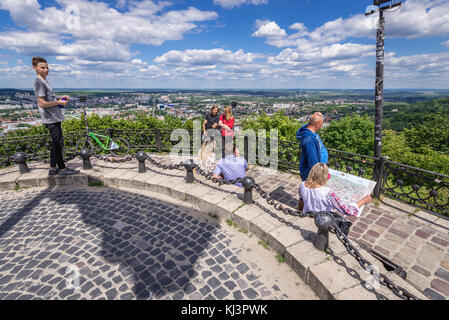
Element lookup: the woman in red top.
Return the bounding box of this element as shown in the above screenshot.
[219,106,235,157]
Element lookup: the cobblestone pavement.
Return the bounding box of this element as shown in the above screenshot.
[247,165,449,300]
[0,186,317,300]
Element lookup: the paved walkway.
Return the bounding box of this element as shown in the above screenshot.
[0,154,446,299]
[0,185,316,300]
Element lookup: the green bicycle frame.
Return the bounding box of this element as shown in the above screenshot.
[88,132,119,151]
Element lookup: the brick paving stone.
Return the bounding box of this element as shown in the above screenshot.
[385,233,405,246]
[373,246,390,257]
[199,285,211,296]
[389,228,408,239]
[407,219,422,228]
[237,263,249,275]
[441,260,449,271]
[243,288,258,299]
[362,233,377,244]
[416,252,439,271]
[415,230,430,239]
[367,230,380,238]
[351,226,364,234]
[431,279,449,296]
[411,265,431,277]
[184,283,196,294]
[348,232,361,239]
[206,277,220,290]
[213,286,229,299]
[405,271,427,293]
[435,268,449,283]
[424,288,446,300]
[376,218,393,228]
[422,244,445,260]
[172,292,184,300]
[393,252,413,267]
[233,290,244,300]
[431,237,449,248]
[421,226,439,235]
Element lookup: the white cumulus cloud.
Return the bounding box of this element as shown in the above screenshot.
[252,20,287,38]
[213,0,268,9]
[0,0,218,62]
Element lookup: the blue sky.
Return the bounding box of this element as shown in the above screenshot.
[0,0,449,89]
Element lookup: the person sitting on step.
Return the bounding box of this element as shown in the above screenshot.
[298,163,371,217]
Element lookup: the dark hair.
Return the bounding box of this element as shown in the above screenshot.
[210,105,219,113]
[32,57,47,67]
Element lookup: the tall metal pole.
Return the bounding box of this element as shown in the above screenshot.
[374,10,385,159]
[152,97,156,117]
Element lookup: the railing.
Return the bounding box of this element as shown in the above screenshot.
[0,128,447,218]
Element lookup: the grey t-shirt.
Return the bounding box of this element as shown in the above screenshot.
[33,77,65,124]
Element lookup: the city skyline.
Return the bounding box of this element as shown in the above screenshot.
[0,0,449,89]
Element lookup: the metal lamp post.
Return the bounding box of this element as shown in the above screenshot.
[365,0,403,179]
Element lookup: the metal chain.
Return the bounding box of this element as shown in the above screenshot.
[253,183,315,219]
[329,215,420,300]
[195,165,243,186]
[63,153,78,163]
[93,153,134,163]
[145,154,184,170]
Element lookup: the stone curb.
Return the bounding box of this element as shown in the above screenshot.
[0,160,428,300]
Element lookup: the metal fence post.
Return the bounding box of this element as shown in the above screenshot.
[184,159,195,183]
[313,211,333,251]
[79,148,93,170]
[13,152,30,174]
[241,176,255,204]
[108,128,115,139]
[374,156,387,198]
[244,135,249,163]
[135,151,147,173]
[155,129,162,153]
[255,135,259,165]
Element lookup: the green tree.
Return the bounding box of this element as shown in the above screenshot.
[241,111,303,141]
[382,129,449,175]
[403,111,449,156]
[321,115,374,156]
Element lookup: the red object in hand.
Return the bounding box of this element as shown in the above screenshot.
[328,174,331,180]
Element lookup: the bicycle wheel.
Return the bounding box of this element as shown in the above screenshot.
[76,139,94,154]
[110,137,130,157]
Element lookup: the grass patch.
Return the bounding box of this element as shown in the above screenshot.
[13,184,20,191]
[372,198,380,207]
[232,203,246,214]
[88,181,104,187]
[258,240,270,250]
[275,253,285,264]
[225,219,239,228]
[238,227,248,234]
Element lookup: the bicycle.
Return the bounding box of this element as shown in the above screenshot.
[76,96,130,157]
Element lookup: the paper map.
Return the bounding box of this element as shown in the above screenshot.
[327,169,377,215]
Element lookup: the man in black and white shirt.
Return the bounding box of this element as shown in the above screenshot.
[32,56,79,176]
